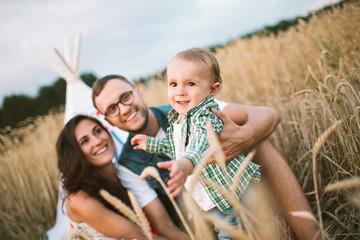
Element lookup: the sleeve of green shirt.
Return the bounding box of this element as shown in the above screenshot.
[146,136,171,153]
[182,108,223,166]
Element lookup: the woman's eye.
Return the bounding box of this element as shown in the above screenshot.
[80,139,88,146]
[94,128,102,135]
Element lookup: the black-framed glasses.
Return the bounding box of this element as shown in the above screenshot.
[104,89,134,117]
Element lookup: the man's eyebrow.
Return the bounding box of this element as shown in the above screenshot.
[105,96,120,111]
[105,91,129,109]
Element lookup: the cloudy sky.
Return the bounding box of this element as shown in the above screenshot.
[0,0,340,105]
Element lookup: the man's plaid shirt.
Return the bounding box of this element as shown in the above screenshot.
[146,96,261,211]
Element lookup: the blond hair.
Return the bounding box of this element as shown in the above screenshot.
[173,47,222,84]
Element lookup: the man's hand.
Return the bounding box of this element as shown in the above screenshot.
[131,134,148,151]
[157,158,194,198]
[211,107,254,161]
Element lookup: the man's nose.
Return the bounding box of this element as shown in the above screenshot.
[118,103,131,115]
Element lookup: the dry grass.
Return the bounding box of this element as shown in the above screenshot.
[0,110,63,239]
[0,1,359,239]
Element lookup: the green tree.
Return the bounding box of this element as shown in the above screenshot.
[35,78,66,115]
[0,95,37,127]
[81,72,97,87]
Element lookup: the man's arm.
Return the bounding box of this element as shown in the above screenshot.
[213,104,321,240]
[212,104,280,160]
[254,140,321,240]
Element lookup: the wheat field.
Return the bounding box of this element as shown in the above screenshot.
[0,1,359,239]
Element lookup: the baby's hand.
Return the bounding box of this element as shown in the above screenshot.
[131,134,148,151]
[157,158,194,198]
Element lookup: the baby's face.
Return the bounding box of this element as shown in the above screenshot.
[167,57,216,116]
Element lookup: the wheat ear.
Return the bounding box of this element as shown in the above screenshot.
[128,191,153,240]
[325,177,360,192]
[140,167,196,240]
[312,120,342,240]
[100,189,139,225]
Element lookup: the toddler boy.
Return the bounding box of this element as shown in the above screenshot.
[131,48,261,239]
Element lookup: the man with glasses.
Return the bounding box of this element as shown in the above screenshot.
[92,75,320,240]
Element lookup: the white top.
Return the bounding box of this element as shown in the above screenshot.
[171,99,227,211]
[174,123,215,211]
[115,163,157,208]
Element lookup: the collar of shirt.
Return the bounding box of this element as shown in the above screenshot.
[167,96,215,123]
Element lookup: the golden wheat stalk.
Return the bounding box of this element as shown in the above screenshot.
[128,191,153,240]
[290,89,316,98]
[203,213,248,240]
[206,122,226,169]
[351,196,360,209]
[335,79,360,104]
[187,122,228,194]
[99,189,139,225]
[307,64,319,81]
[200,178,257,238]
[140,167,196,240]
[185,123,256,237]
[182,191,215,240]
[190,124,257,238]
[312,120,342,240]
[325,178,360,192]
[231,149,256,192]
[333,80,349,103]
[187,150,212,193]
[290,211,318,222]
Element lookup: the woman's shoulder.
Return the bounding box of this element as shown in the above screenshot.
[66,190,97,222]
[67,190,92,204]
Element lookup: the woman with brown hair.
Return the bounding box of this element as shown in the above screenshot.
[57,114,189,240]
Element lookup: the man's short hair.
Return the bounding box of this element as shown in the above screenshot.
[92,75,134,108]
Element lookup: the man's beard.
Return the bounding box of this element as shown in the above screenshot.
[128,105,149,135]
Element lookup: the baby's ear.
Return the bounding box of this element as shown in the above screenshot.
[210,82,221,96]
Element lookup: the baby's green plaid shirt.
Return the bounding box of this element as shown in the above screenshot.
[147,96,261,211]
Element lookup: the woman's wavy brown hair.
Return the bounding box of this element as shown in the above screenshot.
[56,114,131,212]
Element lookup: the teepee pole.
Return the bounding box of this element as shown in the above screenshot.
[54,48,74,74]
[29,52,68,79]
[72,34,81,74]
[31,34,82,83]
[64,36,70,65]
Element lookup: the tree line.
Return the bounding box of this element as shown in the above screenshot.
[0,73,97,129]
